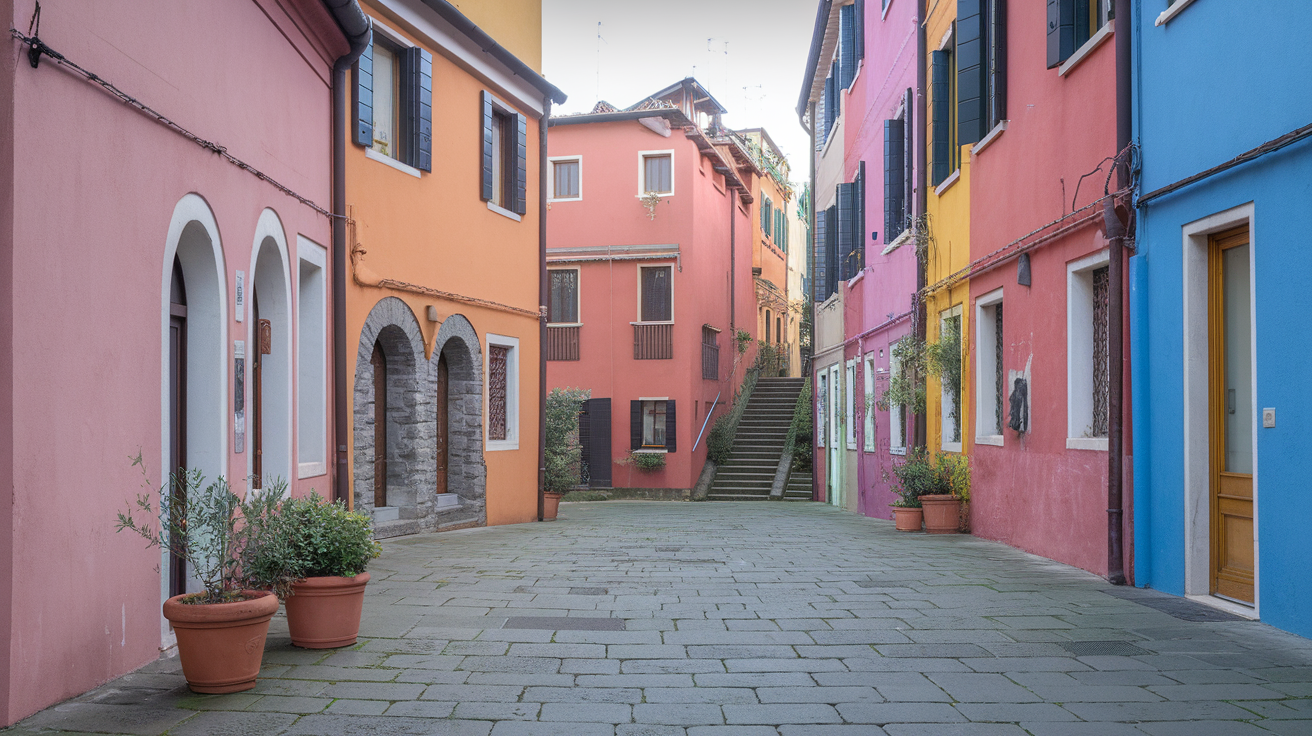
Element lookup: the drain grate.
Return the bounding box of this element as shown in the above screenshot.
[1101,588,1247,622]
[502,616,625,631]
[1059,640,1151,657]
[569,587,608,596]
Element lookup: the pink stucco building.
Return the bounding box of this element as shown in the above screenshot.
[545,80,757,494]
[0,0,357,723]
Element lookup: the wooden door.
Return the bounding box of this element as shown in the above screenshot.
[582,398,612,488]
[371,341,388,507]
[168,258,187,598]
[251,291,267,490]
[1210,226,1254,604]
[435,352,449,496]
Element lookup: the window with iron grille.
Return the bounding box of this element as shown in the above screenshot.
[548,269,579,324]
[1092,267,1110,437]
[488,345,509,441]
[1066,255,1110,446]
[994,303,1005,432]
[701,326,719,380]
[974,293,1005,439]
[639,266,673,322]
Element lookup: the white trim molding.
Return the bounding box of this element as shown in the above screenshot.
[485,332,521,451]
[974,286,1005,446]
[548,155,583,202]
[637,149,676,198]
[1059,20,1115,77]
[296,235,329,480]
[365,147,422,178]
[1066,247,1111,449]
[971,120,1008,156]
[1156,0,1198,27]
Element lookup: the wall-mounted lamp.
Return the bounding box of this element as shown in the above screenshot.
[426,306,442,323]
[1018,253,1032,287]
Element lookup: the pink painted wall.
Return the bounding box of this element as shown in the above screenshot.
[966,3,1129,577]
[845,0,921,519]
[547,119,755,490]
[0,0,343,723]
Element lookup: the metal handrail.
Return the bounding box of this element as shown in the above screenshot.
[693,390,722,452]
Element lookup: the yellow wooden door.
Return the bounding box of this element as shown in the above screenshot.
[1209,226,1254,604]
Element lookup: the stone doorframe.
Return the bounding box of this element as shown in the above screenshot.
[429,314,487,524]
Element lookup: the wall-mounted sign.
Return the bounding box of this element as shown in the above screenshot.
[234,340,245,453]
[235,270,245,322]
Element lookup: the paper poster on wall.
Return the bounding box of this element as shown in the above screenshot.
[234,340,245,453]
[235,271,245,323]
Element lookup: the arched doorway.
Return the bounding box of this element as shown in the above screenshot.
[168,257,187,599]
[430,314,486,524]
[248,211,292,490]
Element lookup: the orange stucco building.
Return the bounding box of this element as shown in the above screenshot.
[342,0,564,535]
[736,128,797,375]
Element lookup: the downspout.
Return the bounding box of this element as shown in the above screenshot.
[324,0,371,506]
[805,102,817,500]
[1107,0,1133,586]
[913,0,928,451]
[730,190,737,340]
[538,97,550,521]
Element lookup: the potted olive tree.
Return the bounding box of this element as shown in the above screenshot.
[919,451,970,534]
[890,448,934,532]
[115,456,299,693]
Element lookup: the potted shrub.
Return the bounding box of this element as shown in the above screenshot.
[920,451,970,534]
[279,493,381,649]
[115,457,297,693]
[890,447,935,532]
[544,388,590,521]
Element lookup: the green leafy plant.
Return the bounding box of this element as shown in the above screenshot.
[735,329,753,355]
[621,452,666,471]
[278,492,380,580]
[890,447,971,508]
[878,319,963,442]
[926,316,963,444]
[879,335,927,416]
[545,387,590,494]
[786,376,813,469]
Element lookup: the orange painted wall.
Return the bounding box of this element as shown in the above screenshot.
[445,0,542,72]
[346,7,543,526]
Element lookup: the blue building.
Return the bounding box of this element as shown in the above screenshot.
[1131,0,1312,637]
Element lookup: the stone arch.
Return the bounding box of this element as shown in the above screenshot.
[429,314,487,528]
[352,297,428,525]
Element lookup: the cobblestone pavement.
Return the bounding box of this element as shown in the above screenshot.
[10,502,1312,736]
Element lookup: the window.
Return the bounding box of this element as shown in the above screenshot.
[353,33,433,171]
[550,157,581,201]
[889,351,906,455]
[863,353,876,452]
[1066,251,1110,449]
[641,152,673,195]
[297,238,328,478]
[638,265,673,322]
[762,197,773,238]
[930,41,959,186]
[764,310,772,343]
[486,334,520,450]
[939,307,963,451]
[548,269,579,324]
[846,359,857,450]
[701,326,720,380]
[885,117,906,242]
[817,372,827,448]
[958,0,1007,146]
[481,92,527,215]
[1048,0,1111,68]
[776,316,782,345]
[630,399,677,452]
[975,289,1005,443]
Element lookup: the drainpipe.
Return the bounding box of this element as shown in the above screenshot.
[1106,0,1133,586]
[538,97,550,521]
[323,0,371,506]
[913,0,928,451]
[730,190,737,340]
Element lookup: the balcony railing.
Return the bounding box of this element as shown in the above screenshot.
[546,325,580,361]
[633,322,673,360]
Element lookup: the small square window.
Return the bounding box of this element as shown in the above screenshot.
[643,153,672,194]
[552,159,580,200]
[548,269,579,324]
[641,400,667,447]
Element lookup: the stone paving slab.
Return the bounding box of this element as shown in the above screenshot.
[6,501,1312,735]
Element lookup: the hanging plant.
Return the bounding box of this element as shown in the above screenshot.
[641,192,663,220]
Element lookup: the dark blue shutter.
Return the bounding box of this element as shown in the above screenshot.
[583,398,612,488]
[904,88,915,221]
[399,48,433,170]
[931,50,950,186]
[813,203,828,301]
[664,400,676,452]
[884,119,905,243]
[352,41,374,148]
[1046,0,1075,68]
[855,0,865,62]
[857,161,866,272]
[837,183,854,281]
[824,72,836,136]
[631,401,642,451]
[957,0,986,145]
[825,206,839,297]
[816,94,827,151]
[417,49,433,171]
[840,5,856,90]
[515,114,528,214]
[480,91,494,201]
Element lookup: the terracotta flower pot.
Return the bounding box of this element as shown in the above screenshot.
[920,494,963,534]
[162,590,278,693]
[542,491,564,521]
[285,573,371,649]
[892,506,923,532]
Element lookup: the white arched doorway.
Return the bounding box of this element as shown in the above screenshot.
[159,193,229,637]
[247,209,293,491]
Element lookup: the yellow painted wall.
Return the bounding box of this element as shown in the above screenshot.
[347,7,543,526]
[446,0,542,72]
[925,0,971,456]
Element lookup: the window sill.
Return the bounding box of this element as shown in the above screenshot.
[889,446,906,456]
[549,196,582,204]
[1067,437,1108,451]
[882,228,913,255]
[881,0,893,20]
[942,441,962,453]
[630,320,674,326]
[1155,0,1197,26]
[487,201,522,222]
[298,461,328,479]
[975,435,1004,447]
[934,169,960,197]
[635,192,674,199]
[1059,20,1114,77]
[634,448,668,455]
[847,270,865,287]
[365,148,422,179]
[549,322,583,328]
[846,442,857,451]
[487,438,521,452]
[971,120,1008,156]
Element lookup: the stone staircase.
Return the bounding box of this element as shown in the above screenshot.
[707,377,812,501]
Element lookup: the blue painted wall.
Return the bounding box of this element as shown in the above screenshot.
[1132,0,1312,639]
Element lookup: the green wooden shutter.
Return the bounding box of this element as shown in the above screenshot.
[884,120,905,243]
[515,113,528,214]
[416,49,433,171]
[931,50,950,186]
[352,40,374,148]
[840,5,856,90]
[399,48,433,171]
[836,182,855,281]
[480,91,494,201]
[813,202,828,301]
[1047,0,1075,68]
[957,0,986,146]
[855,0,865,62]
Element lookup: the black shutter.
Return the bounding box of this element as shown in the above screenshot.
[399,48,433,170]
[991,0,1008,125]
[857,161,866,272]
[584,398,612,488]
[664,400,677,453]
[417,49,433,171]
[824,73,835,136]
[931,50,950,186]
[515,114,528,214]
[825,205,838,298]
[884,119,905,243]
[904,88,914,225]
[957,0,986,146]
[352,40,374,148]
[855,0,865,63]
[630,400,642,451]
[1046,0,1075,69]
[480,91,494,201]
[840,4,856,90]
[836,183,854,281]
[813,202,828,301]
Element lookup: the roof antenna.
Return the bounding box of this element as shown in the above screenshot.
[595,21,606,104]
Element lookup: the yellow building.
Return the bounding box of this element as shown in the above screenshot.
[924,0,971,455]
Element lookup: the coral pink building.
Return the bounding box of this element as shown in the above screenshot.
[546,79,757,494]
[0,0,360,724]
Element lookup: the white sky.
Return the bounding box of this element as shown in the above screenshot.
[542,0,818,183]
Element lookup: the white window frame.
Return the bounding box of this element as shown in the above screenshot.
[975,287,1005,447]
[637,149,676,198]
[889,351,906,455]
[548,155,582,202]
[863,352,876,452]
[817,371,828,448]
[546,267,581,326]
[635,262,675,325]
[940,305,963,453]
[485,333,520,451]
[363,21,417,168]
[637,397,671,452]
[830,364,842,448]
[1066,249,1110,451]
[296,236,329,478]
[845,359,857,450]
